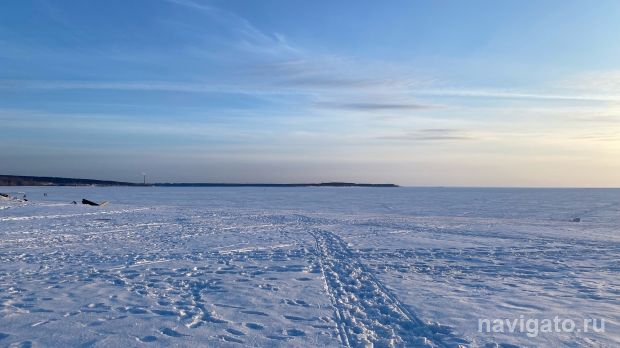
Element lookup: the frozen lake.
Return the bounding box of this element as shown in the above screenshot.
[1,187,619,347]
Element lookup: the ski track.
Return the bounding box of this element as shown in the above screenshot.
[312,229,463,348]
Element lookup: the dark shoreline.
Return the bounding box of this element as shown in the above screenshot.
[0,175,398,188]
[154,183,398,188]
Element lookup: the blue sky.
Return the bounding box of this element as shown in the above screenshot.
[1,0,620,186]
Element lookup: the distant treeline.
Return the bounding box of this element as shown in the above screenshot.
[154,182,398,188]
[0,175,140,187]
[0,175,398,188]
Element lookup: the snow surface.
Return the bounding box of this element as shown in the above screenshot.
[0,187,618,347]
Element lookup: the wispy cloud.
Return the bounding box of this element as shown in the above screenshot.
[6,79,620,105]
[165,0,210,11]
[0,80,218,92]
[377,128,477,142]
[571,115,620,124]
[248,58,423,91]
[162,0,428,102]
[574,131,620,142]
[557,71,620,95]
[316,101,430,111]
[0,79,417,103]
[0,108,222,136]
[165,0,299,55]
[6,0,620,118]
[418,89,620,102]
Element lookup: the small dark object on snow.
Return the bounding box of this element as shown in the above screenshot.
[71,201,77,204]
[81,199,109,206]
[571,217,581,223]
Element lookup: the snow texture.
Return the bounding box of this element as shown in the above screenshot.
[0,187,618,347]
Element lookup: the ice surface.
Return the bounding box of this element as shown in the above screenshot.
[0,187,618,347]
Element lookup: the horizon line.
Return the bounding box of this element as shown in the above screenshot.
[1,174,620,190]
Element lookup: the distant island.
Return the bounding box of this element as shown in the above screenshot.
[0,175,398,188]
[154,182,398,187]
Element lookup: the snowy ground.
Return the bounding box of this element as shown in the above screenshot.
[0,187,618,347]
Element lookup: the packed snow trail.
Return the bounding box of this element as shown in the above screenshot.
[312,230,461,348]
